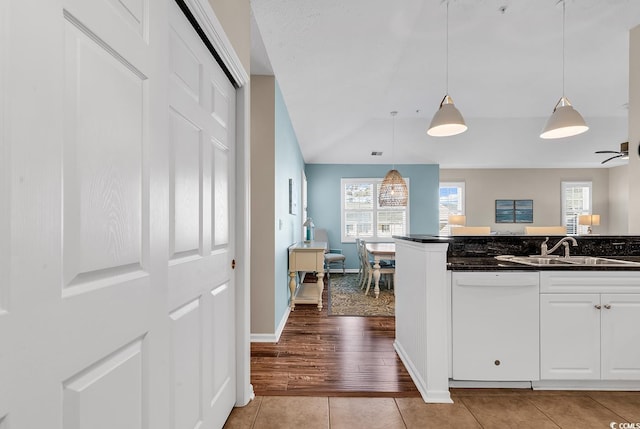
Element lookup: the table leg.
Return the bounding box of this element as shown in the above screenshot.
[373,258,381,299]
[316,271,324,310]
[289,270,296,311]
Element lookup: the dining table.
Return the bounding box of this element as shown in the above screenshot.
[365,242,396,298]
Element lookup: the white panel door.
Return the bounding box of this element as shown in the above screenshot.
[0,0,237,428]
[601,294,640,380]
[540,294,601,380]
[168,3,236,428]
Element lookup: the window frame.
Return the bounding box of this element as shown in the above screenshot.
[439,181,466,236]
[561,181,592,235]
[340,177,410,243]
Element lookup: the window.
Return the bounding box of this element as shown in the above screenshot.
[341,178,409,242]
[562,181,592,235]
[439,182,465,235]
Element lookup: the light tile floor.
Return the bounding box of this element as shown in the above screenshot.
[223,391,640,429]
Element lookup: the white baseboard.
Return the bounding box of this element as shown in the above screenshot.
[394,339,453,404]
[449,380,533,389]
[250,307,290,343]
[532,380,640,391]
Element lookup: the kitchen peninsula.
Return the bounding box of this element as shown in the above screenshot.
[394,234,640,404]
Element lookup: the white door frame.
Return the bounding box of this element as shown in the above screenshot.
[180,0,252,406]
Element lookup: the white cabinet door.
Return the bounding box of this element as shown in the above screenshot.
[452,272,539,381]
[601,294,640,380]
[540,294,601,379]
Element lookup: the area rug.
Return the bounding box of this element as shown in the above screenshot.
[326,273,395,317]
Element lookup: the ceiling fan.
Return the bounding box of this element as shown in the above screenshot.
[595,141,629,164]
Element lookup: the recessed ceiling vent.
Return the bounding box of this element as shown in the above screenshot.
[371,151,383,156]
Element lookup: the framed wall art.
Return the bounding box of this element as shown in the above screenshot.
[289,178,298,215]
[495,199,533,223]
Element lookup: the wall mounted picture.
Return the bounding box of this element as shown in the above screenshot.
[289,178,298,215]
[495,199,533,223]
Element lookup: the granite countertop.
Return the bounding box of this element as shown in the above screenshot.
[448,256,640,271]
[393,235,453,244]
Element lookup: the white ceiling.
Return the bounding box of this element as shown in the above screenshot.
[250,0,640,169]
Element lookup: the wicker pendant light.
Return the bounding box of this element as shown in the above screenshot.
[379,111,408,207]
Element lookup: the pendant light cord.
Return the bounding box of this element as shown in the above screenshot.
[446,0,449,95]
[562,0,565,97]
[391,111,397,170]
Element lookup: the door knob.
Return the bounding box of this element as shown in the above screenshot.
[604,304,611,309]
[594,304,602,310]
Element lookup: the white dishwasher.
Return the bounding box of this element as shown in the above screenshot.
[452,271,540,381]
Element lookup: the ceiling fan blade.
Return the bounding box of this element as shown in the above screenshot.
[595,150,620,154]
[601,154,623,164]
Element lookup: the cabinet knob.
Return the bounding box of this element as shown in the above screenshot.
[594,304,602,310]
[494,360,501,366]
[604,304,611,310]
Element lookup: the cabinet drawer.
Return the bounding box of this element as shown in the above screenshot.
[540,271,640,294]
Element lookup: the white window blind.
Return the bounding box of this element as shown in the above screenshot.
[439,182,465,235]
[561,181,592,234]
[341,178,409,242]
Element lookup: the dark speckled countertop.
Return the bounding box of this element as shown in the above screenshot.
[447,256,640,271]
[394,235,640,270]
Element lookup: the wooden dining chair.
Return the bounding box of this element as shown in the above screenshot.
[358,239,394,296]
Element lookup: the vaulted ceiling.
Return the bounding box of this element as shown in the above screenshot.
[250,0,640,168]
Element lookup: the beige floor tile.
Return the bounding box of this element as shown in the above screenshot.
[529,395,627,429]
[223,396,263,429]
[329,397,405,429]
[588,392,640,422]
[461,396,560,429]
[252,396,329,429]
[395,397,481,429]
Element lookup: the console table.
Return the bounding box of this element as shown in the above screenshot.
[288,241,326,311]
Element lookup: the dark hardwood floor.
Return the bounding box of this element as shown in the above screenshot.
[250,281,420,397]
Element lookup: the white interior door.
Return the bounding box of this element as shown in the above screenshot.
[0,0,237,427]
[167,2,236,427]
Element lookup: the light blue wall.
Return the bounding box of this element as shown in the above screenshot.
[274,82,305,327]
[305,164,440,270]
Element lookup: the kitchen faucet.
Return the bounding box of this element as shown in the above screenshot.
[541,236,578,257]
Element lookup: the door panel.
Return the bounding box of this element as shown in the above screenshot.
[601,294,640,379]
[63,338,144,429]
[540,294,601,379]
[170,299,203,429]
[169,108,201,257]
[63,13,145,288]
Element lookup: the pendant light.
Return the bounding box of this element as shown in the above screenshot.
[379,111,408,207]
[428,0,467,137]
[540,0,588,139]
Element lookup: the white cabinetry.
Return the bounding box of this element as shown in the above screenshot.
[452,272,539,381]
[540,293,601,379]
[540,272,640,381]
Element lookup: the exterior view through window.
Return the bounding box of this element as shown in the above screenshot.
[341,178,409,242]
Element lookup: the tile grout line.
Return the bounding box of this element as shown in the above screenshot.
[250,397,264,429]
[524,396,565,429]
[456,396,486,429]
[584,392,629,424]
[392,398,409,428]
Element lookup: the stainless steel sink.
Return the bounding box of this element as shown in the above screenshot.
[495,255,640,267]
